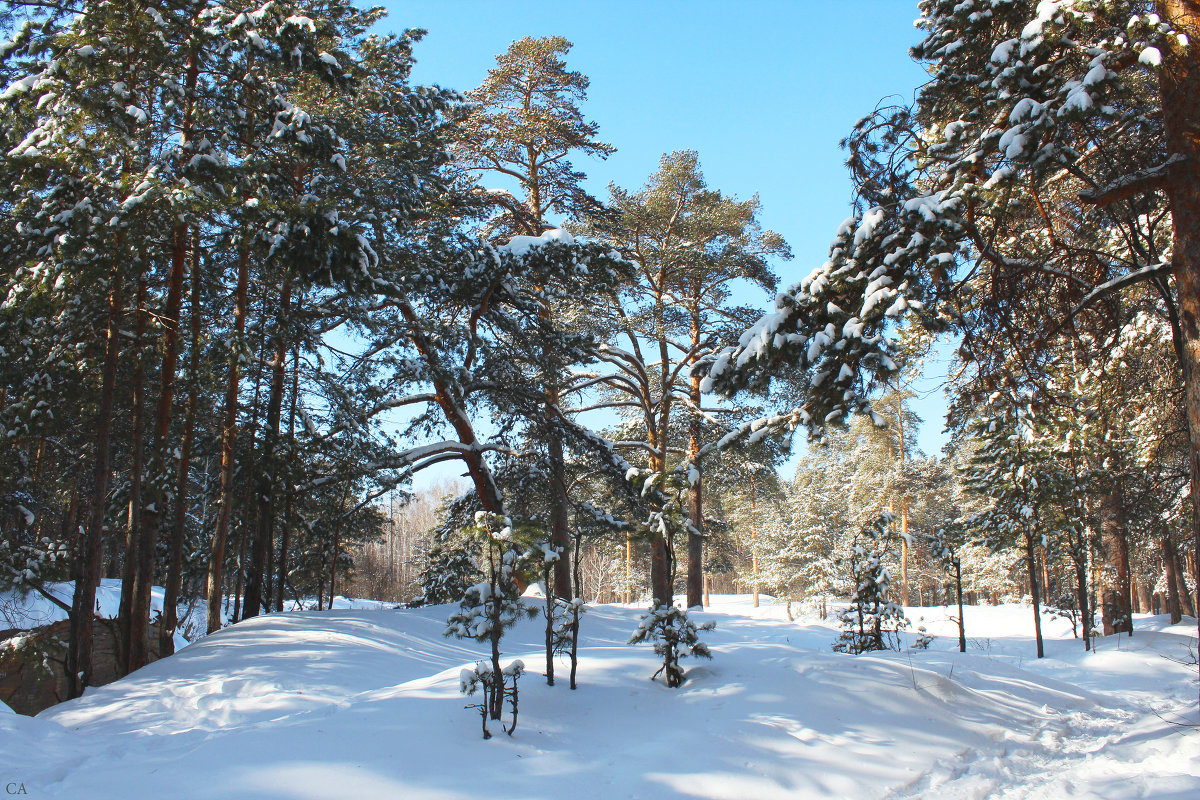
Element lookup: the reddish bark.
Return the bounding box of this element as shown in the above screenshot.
[206,248,251,634]
[67,265,124,698]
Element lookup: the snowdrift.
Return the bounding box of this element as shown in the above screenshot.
[2,596,1196,799]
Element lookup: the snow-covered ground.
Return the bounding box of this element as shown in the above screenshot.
[2,594,1197,799]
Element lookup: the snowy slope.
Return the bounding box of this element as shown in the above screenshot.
[3,596,1197,799]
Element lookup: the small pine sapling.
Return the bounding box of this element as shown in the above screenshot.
[552,596,587,689]
[538,540,561,686]
[629,603,715,688]
[460,658,526,739]
[929,525,968,653]
[911,623,934,650]
[446,513,538,725]
[834,514,909,654]
[622,467,716,686]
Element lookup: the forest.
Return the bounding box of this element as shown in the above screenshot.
[0,1,1198,794]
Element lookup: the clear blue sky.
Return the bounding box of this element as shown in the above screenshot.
[374,1,951,466]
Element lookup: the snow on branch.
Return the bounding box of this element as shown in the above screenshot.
[1078,155,1187,207]
[1055,261,1174,334]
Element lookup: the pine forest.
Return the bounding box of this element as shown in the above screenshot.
[0,2,1198,798]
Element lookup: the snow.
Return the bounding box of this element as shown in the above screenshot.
[1,595,1196,798]
[498,228,575,256]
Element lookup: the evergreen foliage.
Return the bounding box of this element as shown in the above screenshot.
[834,515,910,655]
[628,603,714,688]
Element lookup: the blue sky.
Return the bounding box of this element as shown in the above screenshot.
[374,1,952,467]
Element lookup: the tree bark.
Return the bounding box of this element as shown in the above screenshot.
[1025,531,1045,658]
[1073,539,1092,651]
[1100,484,1133,635]
[685,366,705,609]
[138,47,199,664]
[276,345,300,612]
[954,558,966,653]
[67,265,124,698]
[546,390,572,601]
[244,277,292,619]
[1163,536,1183,623]
[1158,0,1200,703]
[118,275,147,674]
[206,248,251,634]
[1174,548,1197,618]
[161,234,202,655]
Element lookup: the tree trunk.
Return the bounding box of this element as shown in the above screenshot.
[900,502,910,606]
[1074,540,1092,651]
[1025,531,1045,658]
[139,47,198,664]
[1136,580,1152,615]
[276,345,300,612]
[1163,536,1183,624]
[685,373,704,609]
[244,277,292,619]
[546,391,573,601]
[67,265,124,698]
[1158,0,1200,703]
[1100,485,1133,635]
[1174,548,1197,618]
[161,234,202,655]
[954,558,966,653]
[118,275,147,675]
[206,248,251,634]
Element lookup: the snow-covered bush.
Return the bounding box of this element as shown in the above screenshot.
[629,603,715,688]
[412,535,482,607]
[834,515,909,654]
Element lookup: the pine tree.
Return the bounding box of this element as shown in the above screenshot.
[578,150,788,607]
[834,514,910,654]
[452,35,616,605]
[445,512,538,727]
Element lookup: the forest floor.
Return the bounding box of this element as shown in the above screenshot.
[2,593,1198,799]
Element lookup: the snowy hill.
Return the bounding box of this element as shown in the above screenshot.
[3,597,1197,799]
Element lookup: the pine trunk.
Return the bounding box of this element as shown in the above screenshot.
[954,559,966,653]
[118,276,147,674]
[1158,0,1200,704]
[1025,532,1045,658]
[1163,537,1183,623]
[67,265,124,698]
[685,375,704,610]
[1174,548,1197,618]
[161,235,202,655]
[1074,543,1092,651]
[546,390,573,601]
[206,248,251,634]
[1100,484,1134,635]
[244,278,292,619]
[276,345,300,612]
